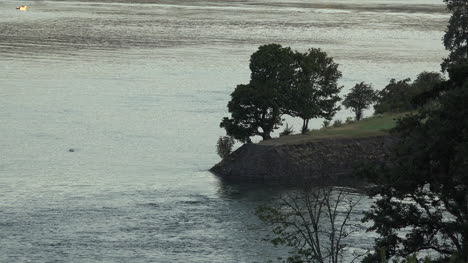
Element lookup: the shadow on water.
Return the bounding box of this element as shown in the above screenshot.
[214,174,370,201]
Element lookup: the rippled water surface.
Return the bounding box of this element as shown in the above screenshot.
[0,0,447,262]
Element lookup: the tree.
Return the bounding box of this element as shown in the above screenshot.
[257,187,363,263]
[220,83,282,143]
[359,1,468,260]
[250,44,297,90]
[442,0,468,71]
[216,136,235,159]
[360,72,468,263]
[410,72,445,107]
[373,78,413,114]
[411,72,445,94]
[286,49,342,133]
[411,71,446,108]
[220,44,342,139]
[220,44,295,142]
[342,82,377,121]
[374,73,445,114]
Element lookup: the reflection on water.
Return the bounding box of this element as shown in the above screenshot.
[0,0,446,262]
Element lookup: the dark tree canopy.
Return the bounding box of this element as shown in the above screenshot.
[442,0,468,71]
[220,44,295,142]
[410,71,446,108]
[250,43,297,88]
[374,73,445,113]
[286,48,342,133]
[220,83,282,143]
[361,2,468,259]
[361,72,468,263]
[221,44,342,141]
[373,78,413,114]
[342,82,377,121]
[412,72,445,94]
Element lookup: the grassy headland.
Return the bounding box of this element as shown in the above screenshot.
[261,112,409,145]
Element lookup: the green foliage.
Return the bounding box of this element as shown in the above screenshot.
[250,44,297,87]
[373,78,413,114]
[410,72,445,107]
[322,120,331,128]
[332,119,342,127]
[343,82,378,121]
[442,0,468,71]
[220,44,294,142]
[221,44,342,141]
[216,136,235,159]
[363,2,468,255]
[411,72,445,95]
[374,72,445,114]
[361,71,468,263]
[220,83,282,143]
[285,48,342,134]
[375,249,465,263]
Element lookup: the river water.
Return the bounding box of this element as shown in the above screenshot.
[0,0,447,262]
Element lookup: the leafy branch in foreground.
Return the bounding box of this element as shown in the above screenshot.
[359,68,468,263]
[442,0,468,71]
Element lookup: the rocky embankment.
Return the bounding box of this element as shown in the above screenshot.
[210,135,396,180]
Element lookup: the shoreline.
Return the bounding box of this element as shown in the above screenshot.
[210,134,396,181]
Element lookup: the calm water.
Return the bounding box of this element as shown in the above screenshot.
[0,0,447,262]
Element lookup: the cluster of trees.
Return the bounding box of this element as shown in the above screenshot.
[373,72,445,114]
[256,0,468,262]
[360,3,468,260]
[219,49,445,146]
[258,67,467,262]
[219,0,468,146]
[220,44,342,143]
[360,64,468,262]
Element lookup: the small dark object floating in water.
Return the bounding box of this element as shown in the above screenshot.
[68,149,75,152]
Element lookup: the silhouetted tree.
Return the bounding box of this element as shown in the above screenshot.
[342,82,377,121]
[442,0,468,71]
[361,2,468,258]
[360,69,468,263]
[286,49,342,133]
[220,44,295,142]
[410,71,446,108]
[220,83,282,142]
[374,78,413,114]
[411,72,445,94]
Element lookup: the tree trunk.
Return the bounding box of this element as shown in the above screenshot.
[302,118,309,134]
[355,109,363,121]
[259,109,272,140]
[262,131,272,140]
